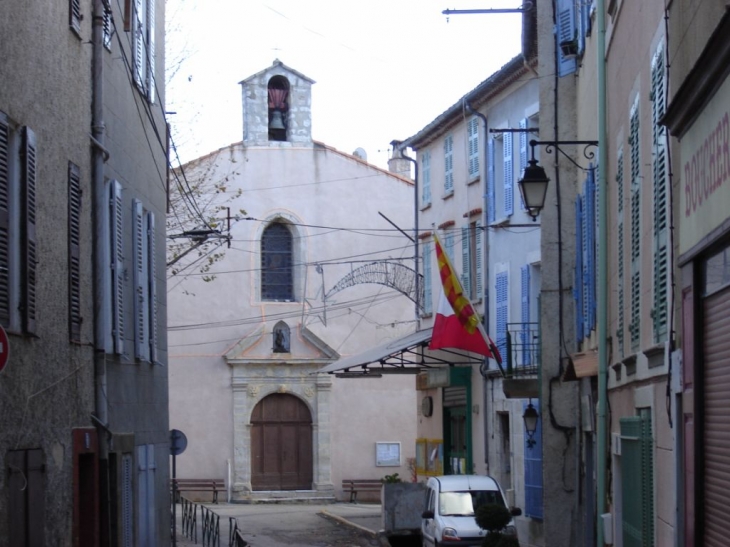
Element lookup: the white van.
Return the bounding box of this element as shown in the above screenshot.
[421,475,521,546]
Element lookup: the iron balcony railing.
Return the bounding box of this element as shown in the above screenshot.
[504,322,540,378]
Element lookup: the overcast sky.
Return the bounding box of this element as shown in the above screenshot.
[165,0,523,169]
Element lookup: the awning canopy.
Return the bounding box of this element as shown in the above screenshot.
[316,328,486,377]
[563,351,599,381]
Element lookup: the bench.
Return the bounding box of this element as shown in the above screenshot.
[341,479,382,503]
[171,478,225,504]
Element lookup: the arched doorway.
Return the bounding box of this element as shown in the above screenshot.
[250,393,313,490]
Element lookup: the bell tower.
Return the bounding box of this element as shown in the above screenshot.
[239,59,315,147]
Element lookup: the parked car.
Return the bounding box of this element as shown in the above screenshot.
[421,475,521,546]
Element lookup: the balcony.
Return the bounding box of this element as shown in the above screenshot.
[502,322,540,398]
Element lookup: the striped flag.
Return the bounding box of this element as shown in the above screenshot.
[429,233,501,363]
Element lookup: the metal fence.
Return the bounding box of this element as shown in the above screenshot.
[505,322,540,377]
[175,497,247,547]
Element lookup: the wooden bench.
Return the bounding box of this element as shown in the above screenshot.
[341,479,382,503]
[172,478,225,504]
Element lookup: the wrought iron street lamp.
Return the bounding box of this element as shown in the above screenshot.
[523,402,539,449]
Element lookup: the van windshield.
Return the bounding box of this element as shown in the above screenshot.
[438,490,505,516]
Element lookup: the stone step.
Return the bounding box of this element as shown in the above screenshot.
[233,490,337,505]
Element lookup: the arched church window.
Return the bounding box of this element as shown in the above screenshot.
[268,76,289,142]
[261,222,293,301]
[272,321,291,353]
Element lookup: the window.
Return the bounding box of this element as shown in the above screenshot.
[422,242,433,315]
[133,200,158,362]
[556,0,578,76]
[487,138,496,223]
[444,135,454,195]
[421,151,432,207]
[7,449,46,545]
[651,44,668,343]
[68,163,82,343]
[109,180,125,355]
[495,271,508,356]
[132,0,156,102]
[503,132,514,216]
[467,117,479,179]
[628,100,641,350]
[0,112,37,335]
[137,444,157,547]
[70,0,82,35]
[461,222,482,301]
[261,222,294,301]
[616,149,625,357]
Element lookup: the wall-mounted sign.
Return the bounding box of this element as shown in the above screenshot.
[375,442,401,467]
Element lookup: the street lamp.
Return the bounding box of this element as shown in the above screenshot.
[517,139,599,220]
[523,402,539,449]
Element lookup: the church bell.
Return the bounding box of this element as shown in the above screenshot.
[270,110,286,130]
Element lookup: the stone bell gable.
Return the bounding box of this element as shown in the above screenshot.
[239,59,316,147]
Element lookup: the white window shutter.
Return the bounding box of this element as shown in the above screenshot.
[133,0,146,89]
[461,227,471,299]
[468,117,479,178]
[475,222,483,299]
[147,212,158,364]
[137,445,149,547]
[133,200,149,361]
[519,118,528,210]
[110,180,124,355]
[422,243,432,315]
[146,0,155,103]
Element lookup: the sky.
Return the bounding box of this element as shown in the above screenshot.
[165,0,524,169]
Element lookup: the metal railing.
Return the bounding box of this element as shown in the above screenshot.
[505,322,540,377]
[176,497,247,547]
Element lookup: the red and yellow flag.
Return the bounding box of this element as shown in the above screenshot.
[433,233,480,334]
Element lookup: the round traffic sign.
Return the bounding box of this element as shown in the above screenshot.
[170,429,188,456]
[0,324,8,373]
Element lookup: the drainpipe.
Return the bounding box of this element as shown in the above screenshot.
[596,0,608,545]
[465,101,491,473]
[92,0,111,542]
[396,144,419,327]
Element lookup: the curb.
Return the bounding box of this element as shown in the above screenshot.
[318,509,381,538]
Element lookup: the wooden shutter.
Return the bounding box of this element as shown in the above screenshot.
[503,132,514,216]
[422,243,432,315]
[523,401,543,518]
[651,45,668,342]
[557,0,577,77]
[496,272,508,356]
[475,221,483,299]
[133,0,146,89]
[22,127,37,335]
[629,103,641,350]
[620,413,654,546]
[147,212,158,363]
[584,169,596,334]
[68,163,82,342]
[461,226,471,299]
[110,180,124,355]
[519,118,528,210]
[468,117,479,178]
[521,265,531,366]
[574,196,584,341]
[8,449,46,546]
[617,150,625,357]
[133,200,149,361]
[70,0,82,33]
[146,0,155,102]
[487,139,495,223]
[122,453,134,547]
[421,151,431,206]
[137,444,156,547]
[444,135,454,193]
[0,112,10,326]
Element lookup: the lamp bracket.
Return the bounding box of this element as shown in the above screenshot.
[529,139,599,171]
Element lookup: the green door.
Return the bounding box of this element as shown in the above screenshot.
[443,368,472,474]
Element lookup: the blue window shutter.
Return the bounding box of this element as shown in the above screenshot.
[496,272,508,357]
[475,222,483,299]
[521,265,531,366]
[137,445,149,546]
[582,184,590,337]
[445,231,455,263]
[423,243,432,315]
[584,169,595,333]
[504,132,514,216]
[574,197,584,341]
[461,227,471,299]
[519,119,528,211]
[557,0,577,77]
[133,200,149,362]
[488,139,496,223]
[147,212,158,364]
[524,400,543,519]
